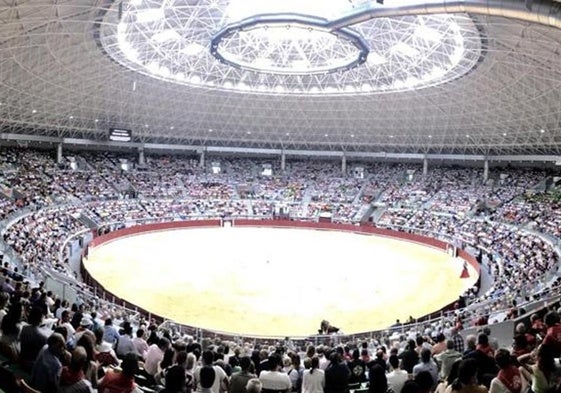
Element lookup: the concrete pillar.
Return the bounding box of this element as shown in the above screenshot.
[342,155,347,175]
[138,147,145,166]
[423,157,428,176]
[199,149,205,168]
[281,151,286,171]
[484,159,489,181]
[57,143,63,164]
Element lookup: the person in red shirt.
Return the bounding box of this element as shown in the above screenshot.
[98,352,139,393]
[542,311,561,357]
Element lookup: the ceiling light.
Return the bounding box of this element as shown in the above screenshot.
[367,52,386,65]
[414,25,442,43]
[540,129,545,133]
[152,29,180,43]
[182,43,205,56]
[32,109,37,114]
[392,42,420,58]
[135,8,165,23]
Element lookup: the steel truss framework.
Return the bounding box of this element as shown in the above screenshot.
[0,0,561,155]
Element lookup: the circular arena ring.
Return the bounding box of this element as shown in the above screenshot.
[81,219,479,338]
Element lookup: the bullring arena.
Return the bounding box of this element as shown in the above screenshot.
[83,221,479,337]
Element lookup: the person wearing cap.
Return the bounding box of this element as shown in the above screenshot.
[74,315,93,343]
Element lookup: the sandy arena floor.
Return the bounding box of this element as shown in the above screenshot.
[83,226,478,337]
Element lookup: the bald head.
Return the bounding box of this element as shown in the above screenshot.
[70,346,88,371]
[48,332,66,355]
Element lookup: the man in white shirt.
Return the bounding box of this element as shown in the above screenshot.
[144,337,170,377]
[386,355,408,393]
[132,328,149,360]
[116,324,136,358]
[259,353,291,393]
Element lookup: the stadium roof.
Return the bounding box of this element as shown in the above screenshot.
[1,0,561,155]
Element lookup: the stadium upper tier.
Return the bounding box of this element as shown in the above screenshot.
[0,147,560,338]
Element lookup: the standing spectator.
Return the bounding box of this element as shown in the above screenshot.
[302,357,324,393]
[230,356,257,393]
[259,353,291,393]
[387,355,408,393]
[435,340,462,381]
[194,350,230,393]
[324,351,350,393]
[347,349,367,385]
[369,364,390,393]
[412,349,438,389]
[450,328,465,354]
[398,340,419,374]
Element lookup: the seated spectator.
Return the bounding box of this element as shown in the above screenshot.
[247,379,264,393]
[132,328,149,360]
[0,300,23,361]
[144,337,171,379]
[161,364,188,393]
[98,352,140,393]
[447,359,488,393]
[519,344,560,393]
[59,346,95,393]
[116,323,136,359]
[489,349,525,393]
[30,332,68,393]
[542,311,561,357]
[19,306,50,371]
